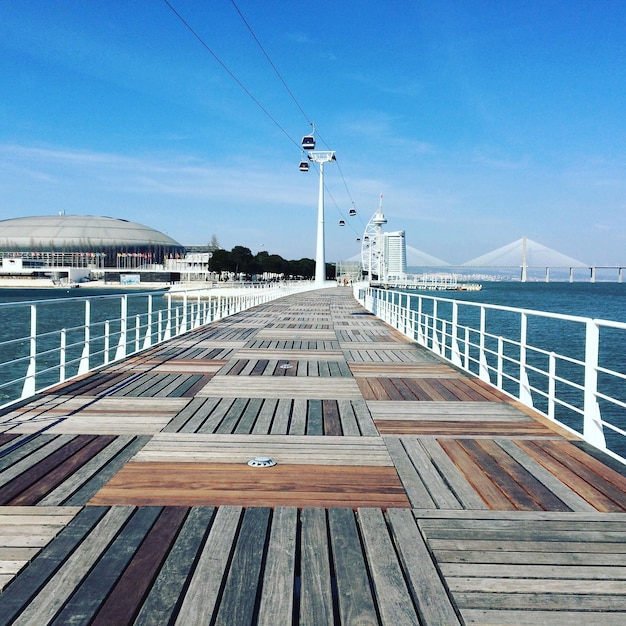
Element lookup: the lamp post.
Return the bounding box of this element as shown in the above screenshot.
[307,150,336,286]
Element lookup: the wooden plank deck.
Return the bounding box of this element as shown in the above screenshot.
[0,286,625,624]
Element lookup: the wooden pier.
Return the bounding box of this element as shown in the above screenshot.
[0,287,625,624]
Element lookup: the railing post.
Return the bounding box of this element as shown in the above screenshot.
[135,315,140,352]
[548,351,556,420]
[143,294,153,350]
[451,302,462,367]
[497,336,503,389]
[21,304,37,398]
[431,300,441,355]
[180,292,188,333]
[519,312,533,406]
[60,328,67,382]
[164,293,172,340]
[478,306,490,382]
[583,319,607,449]
[115,295,127,361]
[104,321,110,365]
[78,299,90,375]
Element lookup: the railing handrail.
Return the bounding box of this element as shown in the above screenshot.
[354,283,626,466]
[0,281,333,411]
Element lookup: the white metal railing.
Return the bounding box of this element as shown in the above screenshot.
[0,281,330,409]
[355,284,626,464]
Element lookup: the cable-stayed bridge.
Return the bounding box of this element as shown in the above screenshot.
[404,237,625,282]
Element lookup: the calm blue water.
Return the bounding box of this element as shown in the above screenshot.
[417,281,626,323]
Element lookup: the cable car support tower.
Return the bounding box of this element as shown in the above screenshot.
[300,125,336,286]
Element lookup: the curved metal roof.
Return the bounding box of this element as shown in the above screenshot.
[0,215,184,250]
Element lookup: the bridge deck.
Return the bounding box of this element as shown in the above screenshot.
[1,287,625,624]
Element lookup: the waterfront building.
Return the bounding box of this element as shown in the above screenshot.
[0,214,186,284]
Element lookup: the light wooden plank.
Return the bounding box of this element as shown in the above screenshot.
[388,508,461,625]
[257,507,297,625]
[10,506,134,626]
[358,508,420,625]
[300,508,333,626]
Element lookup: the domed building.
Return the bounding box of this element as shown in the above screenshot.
[0,215,186,284]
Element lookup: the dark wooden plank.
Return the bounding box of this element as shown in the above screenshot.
[479,439,572,512]
[91,507,189,626]
[0,434,63,472]
[251,359,268,375]
[50,507,163,626]
[5,506,134,624]
[65,435,150,506]
[0,435,97,505]
[215,397,249,434]
[300,508,334,626]
[179,374,212,397]
[133,507,216,626]
[322,399,342,436]
[0,507,109,626]
[458,439,545,511]
[214,507,271,625]
[235,397,263,434]
[516,440,625,512]
[307,400,323,436]
[328,508,378,624]
[439,439,517,510]
[9,436,116,506]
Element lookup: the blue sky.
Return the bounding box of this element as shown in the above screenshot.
[1,0,625,265]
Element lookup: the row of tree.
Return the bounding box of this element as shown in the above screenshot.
[207,245,334,279]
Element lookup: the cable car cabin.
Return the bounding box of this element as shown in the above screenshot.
[356,237,361,242]
[349,208,357,216]
[301,136,315,150]
[339,220,345,226]
[299,161,309,172]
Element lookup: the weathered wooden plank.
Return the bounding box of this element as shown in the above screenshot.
[175,506,242,625]
[197,397,236,434]
[496,439,597,512]
[257,507,297,625]
[384,437,438,508]
[134,507,216,626]
[441,562,626,579]
[516,440,626,511]
[328,508,378,624]
[300,508,333,626]
[0,435,77,487]
[337,399,360,436]
[64,435,150,506]
[306,399,323,436]
[235,398,263,434]
[438,439,518,510]
[358,508,420,624]
[90,507,190,626]
[289,399,307,435]
[51,506,163,625]
[10,506,134,626]
[0,435,98,505]
[388,508,462,625]
[462,609,626,625]
[252,398,279,434]
[0,507,104,625]
[322,399,342,436]
[271,399,292,434]
[215,507,271,626]
[352,398,379,436]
